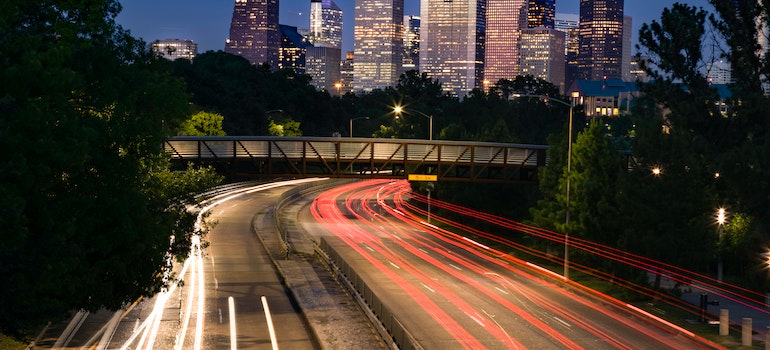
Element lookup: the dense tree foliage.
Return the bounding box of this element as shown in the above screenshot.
[629,0,770,284]
[178,111,227,136]
[0,0,221,335]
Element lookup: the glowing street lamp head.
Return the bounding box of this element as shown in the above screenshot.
[717,207,727,225]
[651,167,662,176]
[393,105,403,115]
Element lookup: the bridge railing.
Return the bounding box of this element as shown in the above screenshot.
[165,136,549,183]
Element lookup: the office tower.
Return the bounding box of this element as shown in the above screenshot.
[629,54,650,83]
[151,39,198,60]
[622,15,632,81]
[309,0,343,49]
[340,51,355,95]
[308,0,343,94]
[421,0,486,97]
[353,0,404,93]
[707,59,733,85]
[307,47,342,93]
[403,15,421,71]
[279,25,311,74]
[225,0,280,68]
[528,0,555,28]
[556,13,580,89]
[520,28,566,92]
[485,0,526,86]
[576,0,624,81]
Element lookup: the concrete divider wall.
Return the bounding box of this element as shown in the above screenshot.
[318,237,422,350]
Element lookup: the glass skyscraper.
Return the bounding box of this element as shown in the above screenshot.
[225,0,280,68]
[421,0,486,97]
[310,0,343,49]
[484,0,526,86]
[576,0,624,81]
[353,0,404,92]
[528,0,555,28]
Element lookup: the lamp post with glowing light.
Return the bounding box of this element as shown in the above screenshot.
[511,93,576,279]
[349,116,369,138]
[717,207,727,282]
[393,105,433,140]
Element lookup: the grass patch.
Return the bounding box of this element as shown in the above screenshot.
[0,333,26,350]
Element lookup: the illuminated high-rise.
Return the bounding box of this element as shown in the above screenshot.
[420,0,486,97]
[151,39,198,61]
[225,0,280,68]
[520,28,566,92]
[403,15,420,71]
[576,0,624,81]
[310,0,343,49]
[484,0,526,86]
[528,0,555,28]
[353,0,404,92]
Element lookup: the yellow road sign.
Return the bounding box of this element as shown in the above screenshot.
[407,174,437,181]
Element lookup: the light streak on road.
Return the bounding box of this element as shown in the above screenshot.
[311,179,722,349]
[112,178,327,350]
[261,296,279,350]
[229,296,237,350]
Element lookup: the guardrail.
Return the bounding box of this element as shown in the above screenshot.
[165,136,548,184]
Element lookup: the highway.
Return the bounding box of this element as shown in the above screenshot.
[35,179,333,350]
[34,178,723,349]
[306,179,720,349]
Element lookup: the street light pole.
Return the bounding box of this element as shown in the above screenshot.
[393,106,433,140]
[717,207,727,282]
[349,116,370,138]
[511,94,575,280]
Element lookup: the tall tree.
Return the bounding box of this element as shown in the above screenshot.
[0,0,221,334]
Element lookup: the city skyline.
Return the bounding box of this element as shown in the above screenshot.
[117,0,711,55]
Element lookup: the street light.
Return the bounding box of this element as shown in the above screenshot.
[349,116,369,138]
[717,207,727,282]
[393,105,433,140]
[511,93,575,279]
[334,82,342,96]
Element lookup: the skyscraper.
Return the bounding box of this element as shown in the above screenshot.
[520,28,566,92]
[528,0,555,28]
[309,0,343,49]
[622,15,632,81]
[151,39,198,61]
[225,0,280,68]
[353,0,404,92]
[308,0,343,94]
[403,15,421,71]
[484,0,526,85]
[279,25,311,74]
[575,0,624,81]
[421,0,486,97]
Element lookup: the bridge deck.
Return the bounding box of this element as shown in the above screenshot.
[165,136,549,184]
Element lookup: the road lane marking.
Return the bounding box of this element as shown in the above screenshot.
[229,297,237,350]
[553,316,572,328]
[261,296,279,350]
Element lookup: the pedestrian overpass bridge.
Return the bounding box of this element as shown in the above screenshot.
[165,136,549,184]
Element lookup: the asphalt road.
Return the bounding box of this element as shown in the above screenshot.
[305,179,722,349]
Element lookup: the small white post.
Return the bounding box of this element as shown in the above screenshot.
[719,309,729,336]
[742,318,752,347]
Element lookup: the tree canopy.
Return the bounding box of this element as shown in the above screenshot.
[0,0,221,335]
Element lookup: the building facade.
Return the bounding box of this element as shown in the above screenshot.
[403,15,421,71]
[576,0,624,82]
[307,47,342,93]
[484,0,526,85]
[353,0,404,92]
[520,28,566,92]
[225,0,280,68]
[420,0,486,98]
[151,39,198,60]
[279,25,311,74]
[528,0,555,28]
[309,0,343,49]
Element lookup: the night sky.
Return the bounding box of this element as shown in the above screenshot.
[116,0,713,55]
